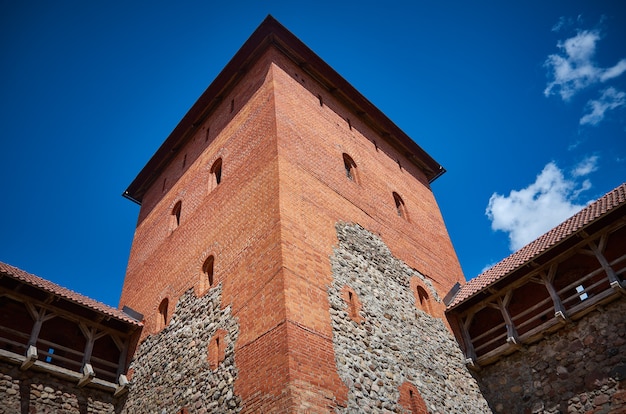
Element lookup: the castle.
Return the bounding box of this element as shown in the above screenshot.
[1,16,624,414]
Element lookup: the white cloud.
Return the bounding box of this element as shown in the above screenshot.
[580,87,626,125]
[485,159,597,251]
[571,154,599,176]
[544,30,626,101]
[551,15,582,33]
[551,16,568,33]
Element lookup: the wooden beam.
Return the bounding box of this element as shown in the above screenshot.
[114,374,129,398]
[25,304,56,347]
[80,324,96,368]
[115,338,130,379]
[460,313,478,363]
[539,264,568,321]
[77,363,95,388]
[0,287,136,339]
[587,238,624,290]
[454,222,625,315]
[497,292,520,345]
[20,345,37,371]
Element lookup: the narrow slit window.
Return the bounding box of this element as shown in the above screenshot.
[348,291,357,318]
[205,127,210,142]
[230,99,234,113]
[201,255,215,293]
[342,153,357,182]
[210,158,223,191]
[342,286,362,323]
[171,201,182,231]
[416,286,431,314]
[318,94,323,106]
[393,192,408,220]
[157,298,168,332]
[208,330,227,369]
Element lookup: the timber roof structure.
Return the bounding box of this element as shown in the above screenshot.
[447,182,626,310]
[0,261,142,327]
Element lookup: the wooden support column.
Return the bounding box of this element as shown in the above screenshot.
[20,345,38,371]
[539,264,568,321]
[77,363,95,388]
[114,374,130,397]
[25,303,56,347]
[79,323,96,368]
[79,323,107,370]
[112,335,129,379]
[459,311,479,369]
[587,236,623,290]
[496,292,519,345]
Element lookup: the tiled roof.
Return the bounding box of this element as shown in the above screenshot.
[0,261,142,326]
[447,182,626,309]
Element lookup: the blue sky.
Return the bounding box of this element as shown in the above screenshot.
[1,1,624,307]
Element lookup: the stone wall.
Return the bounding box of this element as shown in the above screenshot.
[328,222,491,413]
[122,284,240,413]
[0,362,117,413]
[476,297,626,414]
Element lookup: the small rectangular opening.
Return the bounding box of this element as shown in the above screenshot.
[45,348,54,363]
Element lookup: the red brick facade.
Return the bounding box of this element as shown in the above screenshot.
[120,18,464,412]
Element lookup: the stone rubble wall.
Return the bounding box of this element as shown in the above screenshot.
[0,363,117,413]
[328,222,491,413]
[476,298,626,414]
[122,284,240,413]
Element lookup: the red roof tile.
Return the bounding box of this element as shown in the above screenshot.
[447,182,626,309]
[0,261,142,326]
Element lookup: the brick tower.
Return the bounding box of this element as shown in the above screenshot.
[119,16,488,413]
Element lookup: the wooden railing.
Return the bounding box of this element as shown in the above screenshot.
[0,293,132,391]
[455,228,625,369]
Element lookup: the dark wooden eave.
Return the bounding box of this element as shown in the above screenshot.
[123,15,444,205]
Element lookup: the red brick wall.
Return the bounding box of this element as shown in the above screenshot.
[268,52,464,409]
[121,49,294,411]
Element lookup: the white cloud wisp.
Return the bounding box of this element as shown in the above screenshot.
[485,158,597,252]
[580,87,626,125]
[544,30,626,101]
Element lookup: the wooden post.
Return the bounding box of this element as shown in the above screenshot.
[112,335,129,379]
[497,292,519,345]
[459,311,479,368]
[79,323,108,371]
[25,304,56,347]
[539,264,568,321]
[587,237,623,290]
[77,363,95,388]
[114,374,129,397]
[20,345,38,371]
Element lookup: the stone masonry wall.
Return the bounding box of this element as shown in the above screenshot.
[122,284,240,413]
[328,222,491,413]
[0,362,117,413]
[476,298,626,414]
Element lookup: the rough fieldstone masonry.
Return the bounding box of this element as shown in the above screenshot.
[475,298,626,414]
[328,222,491,413]
[121,284,240,413]
[0,362,117,413]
